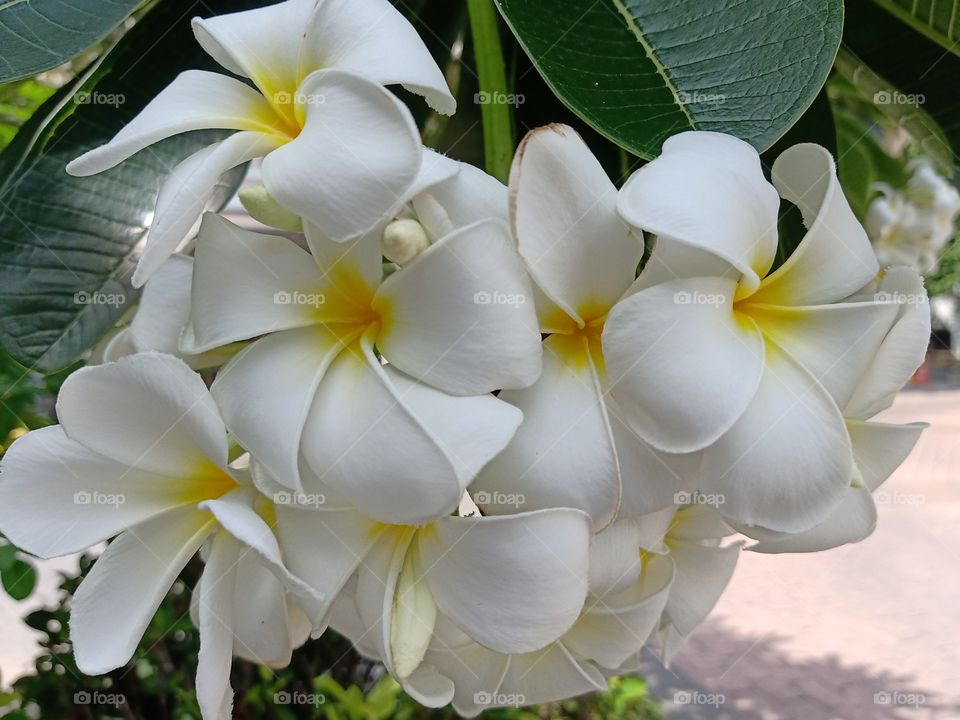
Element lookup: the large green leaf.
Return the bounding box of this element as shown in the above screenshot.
[0,0,260,373]
[495,0,843,158]
[871,0,960,57]
[0,0,143,83]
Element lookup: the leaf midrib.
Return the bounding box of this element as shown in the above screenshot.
[610,0,695,127]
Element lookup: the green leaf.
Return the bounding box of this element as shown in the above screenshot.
[0,0,259,373]
[1,557,36,600]
[495,0,842,158]
[844,2,960,178]
[0,0,143,83]
[871,0,960,57]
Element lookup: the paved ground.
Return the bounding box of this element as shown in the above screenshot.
[2,390,958,720]
[645,389,960,720]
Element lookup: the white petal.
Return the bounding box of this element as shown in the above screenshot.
[301,0,455,115]
[71,506,215,674]
[303,221,385,297]
[211,325,353,490]
[495,643,605,706]
[603,276,765,452]
[473,334,620,529]
[134,131,283,286]
[586,519,646,598]
[199,489,321,610]
[617,131,780,292]
[261,69,421,243]
[420,509,591,654]
[628,234,738,295]
[663,540,739,637]
[412,156,507,239]
[848,419,926,492]
[373,218,542,394]
[129,255,192,355]
[746,484,876,553]
[609,396,702,517]
[185,215,327,352]
[66,71,281,176]
[274,505,384,628]
[701,342,852,533]
[192,0,314,98]
[56,353,228,476]
[0,426,208,557]
[845,267,931,419]
[751,143,879,306]
[511,124,642,320]
[744,299,899,409]
[564,553,674,669]
[230,550,295,666]
[301,335,520,524]
[196,532,239,720]
[402,664,456,708]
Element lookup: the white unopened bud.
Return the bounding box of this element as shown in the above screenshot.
[382,218,430,265]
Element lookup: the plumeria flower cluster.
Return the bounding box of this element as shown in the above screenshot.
[866,157,960,274]
[0,0,932,717]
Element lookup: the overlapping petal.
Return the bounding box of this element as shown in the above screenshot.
[511,125,642,321]
[604,276,765,453]
[66,71,281,176]
[373,219,542,394]
[617,131,780,294]
[261,69,421,243]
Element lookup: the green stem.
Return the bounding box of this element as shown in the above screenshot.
[467,0,514,183]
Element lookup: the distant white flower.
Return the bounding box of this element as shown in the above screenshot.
[866,159,960,273]
[67,0,455,286]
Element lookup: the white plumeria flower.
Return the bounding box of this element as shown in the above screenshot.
[0,353,320,720]
[66,0,454,286]
[747,266,930,552]
[93,255,242,368]
[606,505,740,668]
[471,125,700,530]
[181,213,541,519]
[252,462,593,706]
[371,511,676,716]
[609,132,903,534]
[866,160,960,274]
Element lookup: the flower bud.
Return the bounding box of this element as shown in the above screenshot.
[382,218,430,265]
[238,185,303,232]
